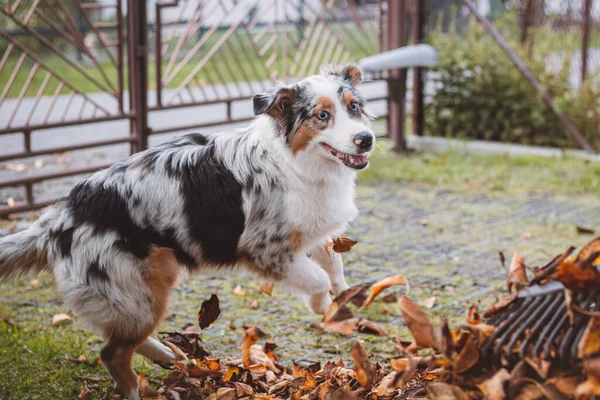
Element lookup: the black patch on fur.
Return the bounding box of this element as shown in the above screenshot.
[185,133,209,146]
[53,227,74,258]
[67,180,196,267]
[86,259,109,284]
[179,144,245,266]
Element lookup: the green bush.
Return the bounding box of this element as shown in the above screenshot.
[425,16,600,150]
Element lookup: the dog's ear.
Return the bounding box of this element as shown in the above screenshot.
[253,87,296,118]
[320,63,363,86]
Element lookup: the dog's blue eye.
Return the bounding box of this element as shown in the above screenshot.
[350,102,359,112]
[317,111,329,121]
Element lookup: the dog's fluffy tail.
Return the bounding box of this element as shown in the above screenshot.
[0,207,58,280]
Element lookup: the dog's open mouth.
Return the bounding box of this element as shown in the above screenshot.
[321,143,369,170]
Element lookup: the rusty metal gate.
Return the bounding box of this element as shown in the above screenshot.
[0,0,395,216]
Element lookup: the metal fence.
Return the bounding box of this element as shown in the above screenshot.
[0,0,393,216]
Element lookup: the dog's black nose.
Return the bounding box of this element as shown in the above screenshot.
[353,132,374,151]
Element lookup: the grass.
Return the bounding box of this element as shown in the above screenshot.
[360,139,600,196]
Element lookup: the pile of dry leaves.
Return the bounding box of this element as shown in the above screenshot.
[79,237,599,399]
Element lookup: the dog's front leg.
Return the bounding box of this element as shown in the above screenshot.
[279,253,332,314]
[309,239,351,296]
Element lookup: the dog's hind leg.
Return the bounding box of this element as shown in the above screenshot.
[309,239,351,296]
[101,336,145,400]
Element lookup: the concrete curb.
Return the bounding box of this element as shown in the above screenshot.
[406,135,600,162]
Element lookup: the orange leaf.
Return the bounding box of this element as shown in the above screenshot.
[351,340,375,388]
[259,283,274,296]
[364,274,408,308]
[466,305,481,325]
[242,326,266,368]
[398,295,439,349]
[507,252,528,293]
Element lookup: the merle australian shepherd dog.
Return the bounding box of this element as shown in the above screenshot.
[0,64,375,399]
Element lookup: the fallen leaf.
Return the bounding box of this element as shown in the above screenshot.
[382,293,398,303]
[576,225,595,235]
[222,366,240,382]
[234,285,245,296]
[483,293,518,318]
[77,386,92,400]
[499,251,506,269]
[420,218,429,226]
[259,283,274,296]
[557,259,600,291]
[364,274,409,307]
[565,289,576,325]
[242,326,266,369]
[33,160,43,169]
[234,382,254,397]
[197,294,220,329]
[522,232,533,239]
[323,285,368,322]
[575,377,600,399]
[466,305,481,324]
[453,331,479,373]
[52,313,71,325]
[578,316,600,358]
[351,340,375,388]
[30,279,39,287]
[314,318,359,336]
[216,387,236,400]
[228,321,236,330]
[418,296,437,309]
[507,252,528,293]
[357,319,387,335]
[7,198,16,207]
[576,237,600,262]
[524,357,551,379]
[425,382,467,400]
[374,371,398,397]
[585,358,600,381]
[398,295,439,349]
[477,368,510,400]
[247,299,258,309]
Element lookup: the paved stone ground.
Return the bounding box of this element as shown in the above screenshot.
[1,182,599,365]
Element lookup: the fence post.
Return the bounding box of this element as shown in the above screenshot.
[127,0,149,153]
[386,0,408,151]
[582,0,592,84]
[412,0,425,136]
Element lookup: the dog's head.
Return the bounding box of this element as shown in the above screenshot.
[253,64,375,176]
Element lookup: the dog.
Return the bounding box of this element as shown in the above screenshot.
[0,64,375,399]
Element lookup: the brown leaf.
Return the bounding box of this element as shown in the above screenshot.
[575,378,600,399]
[576,225,596,235]
[507,252,528,293]
[52,313,71,326]
[259,283,274,296]
[453,332,479,373]
[524,357,551,379]
[216,387,236,400]
[398,295,439,349]
[357,319,387,336]
[531,246,575,284]
[466,305,481,325]
[351,340,375,388]
[314,318,359,336]
[545,376,580,397]
[499,251,506,269]
[77,386,92,400]
[332,235,357,253]
[425,382,468,400]
[390,357,410,372]
[585,358,600,381]
[418,296,437,309]
[323,285,368,322]
[197,294,220,329]
[242,326,266,368]
[557,259,600,291]
[565,289,576,325]
[477,369,510,400]
[483,293,518,318]
[382,293,398,303]
[578,316,600,358]
[364,274,409,308]
[374,371,398,397]
[576,237,600,262]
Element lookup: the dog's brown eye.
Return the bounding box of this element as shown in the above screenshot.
[350,101,360,112]
[317,111,329,121]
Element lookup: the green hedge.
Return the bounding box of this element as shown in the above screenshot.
[425,17,600,151]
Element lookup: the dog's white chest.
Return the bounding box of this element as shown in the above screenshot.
[287,179,358,244]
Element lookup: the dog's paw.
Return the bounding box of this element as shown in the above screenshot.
[305,292,333,315]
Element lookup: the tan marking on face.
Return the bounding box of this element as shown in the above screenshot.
[290,228,304,250]
[290,96,336,155]
[342,90,358,110]
[146,247,180,324]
